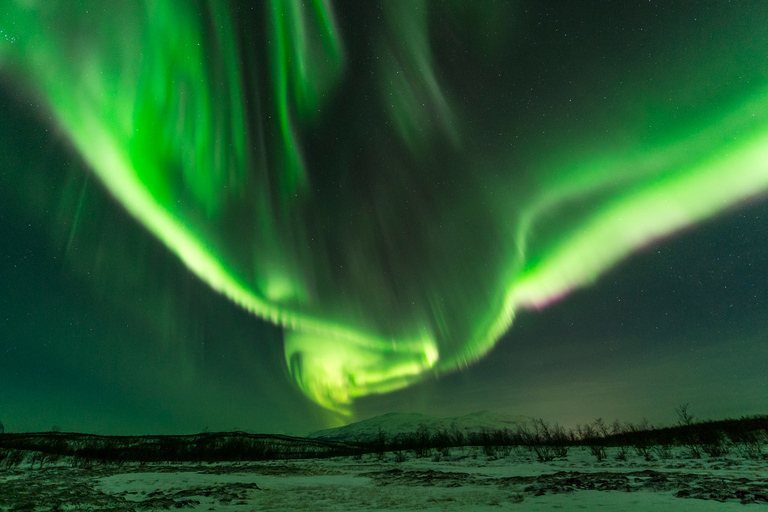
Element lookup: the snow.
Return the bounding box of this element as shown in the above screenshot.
[2,447,766,511]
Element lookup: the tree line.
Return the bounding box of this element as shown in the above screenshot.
[0,407,765,468]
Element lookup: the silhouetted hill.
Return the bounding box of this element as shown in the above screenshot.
[309,411,526,443]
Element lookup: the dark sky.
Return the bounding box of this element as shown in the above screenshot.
[1,1,767,434]
[355,198,768,427]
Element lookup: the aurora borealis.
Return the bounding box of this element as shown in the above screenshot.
[1,2,767,433]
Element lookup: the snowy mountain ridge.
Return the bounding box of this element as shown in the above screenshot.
[308,411,528,442]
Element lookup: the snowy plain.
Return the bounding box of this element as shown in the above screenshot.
[2,447,766,511]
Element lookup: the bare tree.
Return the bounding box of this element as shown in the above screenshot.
[675,404,695,426]
[374,427,387,460]
[674,404,700,458]
[593,418,610,438]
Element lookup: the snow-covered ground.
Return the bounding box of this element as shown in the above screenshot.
[1,447,766,511]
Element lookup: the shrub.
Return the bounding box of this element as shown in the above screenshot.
[516,419,568,462]
[633,443,653,461]
[589,444,607,462]
[700,430,730,458]
[653,443,672,460]
[4,449,25,468]
[731,429,766,460]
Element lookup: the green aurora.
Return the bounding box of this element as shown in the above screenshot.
[1,1,767,415]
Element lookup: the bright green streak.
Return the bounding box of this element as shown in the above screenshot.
[2,1,768,415]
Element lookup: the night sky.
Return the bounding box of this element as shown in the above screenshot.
[1,1,767,435]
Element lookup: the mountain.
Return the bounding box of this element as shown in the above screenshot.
[308,411,528,443]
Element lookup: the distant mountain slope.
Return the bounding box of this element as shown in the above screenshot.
[309,411,527,442]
